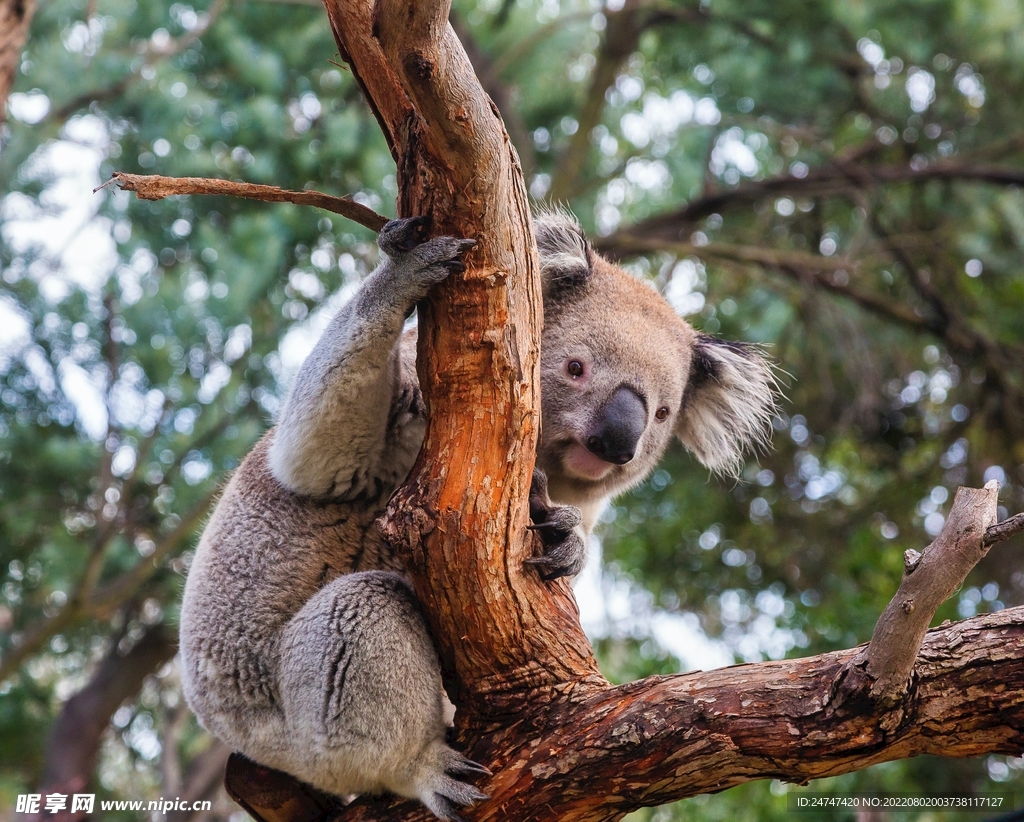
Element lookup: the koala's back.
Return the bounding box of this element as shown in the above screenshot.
[180,434,402,756]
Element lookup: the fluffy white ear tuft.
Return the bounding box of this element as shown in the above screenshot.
[533,208,592,297]
[676,335,779,477]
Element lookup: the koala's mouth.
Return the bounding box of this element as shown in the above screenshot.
[563,442,618,481]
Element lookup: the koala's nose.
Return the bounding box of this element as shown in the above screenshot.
[585,386,646,465]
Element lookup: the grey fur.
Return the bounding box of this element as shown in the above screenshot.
[179,213,777,819]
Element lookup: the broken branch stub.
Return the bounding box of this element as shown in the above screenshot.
[853,482,999,704]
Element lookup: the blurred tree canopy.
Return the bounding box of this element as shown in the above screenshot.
[1,0,1023,819]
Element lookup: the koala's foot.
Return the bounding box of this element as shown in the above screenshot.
[415,741,491,822]
[525,468,587,580]
[377,217,476,302]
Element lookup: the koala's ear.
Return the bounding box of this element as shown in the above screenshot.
[533,209,592,299]
[676,334,778,477]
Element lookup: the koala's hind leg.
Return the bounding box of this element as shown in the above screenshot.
[277,571,488,820]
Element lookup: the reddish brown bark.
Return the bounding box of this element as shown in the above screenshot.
[227,603,1024,822]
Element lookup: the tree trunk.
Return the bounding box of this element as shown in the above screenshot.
[323,0,601,712]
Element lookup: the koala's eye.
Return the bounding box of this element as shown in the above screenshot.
[655,406,670,421]
[567,360,585,378]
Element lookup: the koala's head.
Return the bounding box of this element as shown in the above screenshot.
[534,211,778,505]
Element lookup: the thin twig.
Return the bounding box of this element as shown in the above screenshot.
[985,512,1024,547]
[98,172,389,232]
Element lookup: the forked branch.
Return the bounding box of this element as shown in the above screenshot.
[834,482,1000,706]
[229,601,1024,822]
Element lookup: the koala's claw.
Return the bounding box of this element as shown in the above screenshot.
[527,503,582,532]
[525,542,586,581]
[527,468,587,580]
[423,747,491,822]
[445,753,493,778]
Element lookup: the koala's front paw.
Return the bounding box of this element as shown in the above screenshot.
[525,468,588,581]
[377,217,476,299]
[378,216,430,256]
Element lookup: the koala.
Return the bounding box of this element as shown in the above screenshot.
[528,213,777,577]
[179,213,776,821]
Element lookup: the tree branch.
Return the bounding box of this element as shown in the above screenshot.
[596,232,932,334]
[985,512,1024,547]
[596,232,856,273]
[622,161,1024,239]
[507,607,1024,820]
[98,173,388,232]
[223,602,1024,822]
[36,626,177,818]
[549,0,644,201]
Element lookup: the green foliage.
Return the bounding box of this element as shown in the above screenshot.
[2,0,1024,817]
